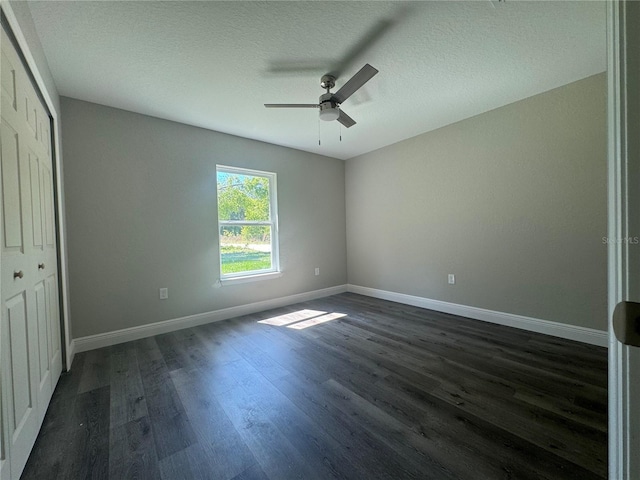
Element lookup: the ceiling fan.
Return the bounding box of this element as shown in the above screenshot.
[264,64,378,128]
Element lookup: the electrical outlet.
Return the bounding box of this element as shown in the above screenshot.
[448,274,455,285]
[315,267,320,276]
[159,288,168,299]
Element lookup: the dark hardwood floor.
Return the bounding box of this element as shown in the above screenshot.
[22,293,608,479]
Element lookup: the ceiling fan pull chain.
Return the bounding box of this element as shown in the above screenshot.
[318,117,321,146]
[340,123,342,142]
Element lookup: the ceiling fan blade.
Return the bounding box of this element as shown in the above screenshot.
[264,104,318,108]
[332,64,379,104]
[330,19,393,78]
[337,110,356,128]
[266,6,412,78]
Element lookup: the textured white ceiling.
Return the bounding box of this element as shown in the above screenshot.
[27,1,606,160]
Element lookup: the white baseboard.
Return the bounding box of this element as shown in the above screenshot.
[347,284,608,347]
[73,285,348,353]
[71,283,607,353]
[66,339,77,371]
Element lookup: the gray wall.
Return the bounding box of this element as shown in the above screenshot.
[61,98,347,338]
[346,73,607,331]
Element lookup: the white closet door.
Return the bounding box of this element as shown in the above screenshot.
[0,22,62,480]
[0,385,7,480]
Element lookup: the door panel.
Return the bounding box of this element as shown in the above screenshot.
[4,291,39,477]
[45,275,61,385]
[34,281,51,408]
[22,95,36,141]
[0,322,10,480]
[0,121,22,250]
[6,294,32,436]
[42,124,49,156]
[0,51,16,112]
[41,165,53,247]
[0,384,8,480]
[28,152,42,250]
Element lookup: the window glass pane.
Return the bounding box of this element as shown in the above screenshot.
[217,172,270,222]
[220,225,272,274]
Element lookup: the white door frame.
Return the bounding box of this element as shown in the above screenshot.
[607,1,640,479]
[0,1,73,369]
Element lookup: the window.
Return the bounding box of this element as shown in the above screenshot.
[216,165,279,281]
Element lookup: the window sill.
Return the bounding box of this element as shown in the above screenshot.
[219,271,283,286]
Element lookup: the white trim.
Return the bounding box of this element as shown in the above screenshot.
[66,340,77,371]
[216,165,280,281]
[1,3,73,371]
[607,2,625,478]
[347,284,608,347]
[219,271,283,286]
[607,2,639,479]
[73,284,347,353]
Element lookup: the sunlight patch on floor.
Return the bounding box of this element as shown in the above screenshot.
[258,309,326,326]
[258,309,346,329]
[286,312,347,330]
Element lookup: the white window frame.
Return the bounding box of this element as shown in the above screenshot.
[216,165,280,284]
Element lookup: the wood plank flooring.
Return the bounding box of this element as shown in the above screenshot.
[21,293,608,479]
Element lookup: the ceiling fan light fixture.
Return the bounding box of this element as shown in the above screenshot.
[319,102,340,121]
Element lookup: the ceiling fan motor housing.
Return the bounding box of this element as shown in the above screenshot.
[319,92,340,121]
[320,75,336,90]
